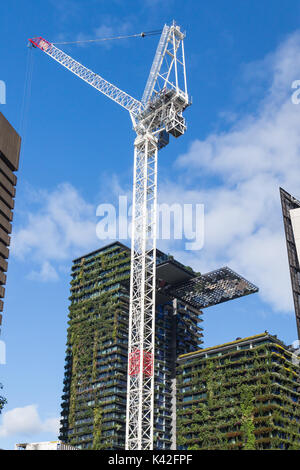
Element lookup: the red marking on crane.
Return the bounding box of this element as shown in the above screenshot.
[29,37,52,52]
[128,349,153,377]
[129,349,140,376]
[143,351,154,377]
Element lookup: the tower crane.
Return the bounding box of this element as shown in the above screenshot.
[29,21,190,450]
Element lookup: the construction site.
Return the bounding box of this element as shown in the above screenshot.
[21,19,300,451]
[59,241,258,449]
[1,4,300,453]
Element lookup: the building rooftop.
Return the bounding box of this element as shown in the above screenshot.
[73,242,259,310]
[178,331,288,360]
[72,241,129,263]
[0,112,21,172]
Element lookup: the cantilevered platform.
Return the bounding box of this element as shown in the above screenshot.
[92,242,259,310]
[164,266,258,309]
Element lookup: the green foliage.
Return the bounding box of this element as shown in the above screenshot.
[177,343,300,450]
[92,407,103,450]
[240,385,256,450]
[0,383,6,413]
[61,247,131,449]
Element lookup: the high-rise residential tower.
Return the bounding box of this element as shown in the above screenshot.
[0,112,21,329]
[59,242,258,450]
[177,332,300,450]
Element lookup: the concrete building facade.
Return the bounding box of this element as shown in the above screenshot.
[0,112,21,328]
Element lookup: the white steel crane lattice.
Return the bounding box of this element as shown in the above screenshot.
[29,22,190,450]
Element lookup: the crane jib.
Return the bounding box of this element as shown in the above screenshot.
[28,36,143,116]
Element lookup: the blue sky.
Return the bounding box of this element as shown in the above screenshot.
[1,0,300,449]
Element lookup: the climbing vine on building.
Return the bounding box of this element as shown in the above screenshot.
[60,246,131,449]
[177,342,300,450]
[0,383,6,414]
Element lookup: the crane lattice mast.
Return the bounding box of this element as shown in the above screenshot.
[29,21,190,450]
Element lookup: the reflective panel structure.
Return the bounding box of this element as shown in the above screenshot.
[166,267,258,310]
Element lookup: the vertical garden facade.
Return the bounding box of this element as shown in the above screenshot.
[59,242,203,449]
[177,332,300,450]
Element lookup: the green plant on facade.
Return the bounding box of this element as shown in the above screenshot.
[240,385,255,450]
[60,243,202,450]
[60,245,131,449]
[92,407,103,450]
[0,383,6,414]
[177,339,300,450]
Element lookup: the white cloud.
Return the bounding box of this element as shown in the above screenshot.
[75,15,133,49]
[11,183,99,271]
[166,31,300,313]
[0,405,59,438]
[11,178,134,281]
[28,261,59,283]
[11,31,300,314]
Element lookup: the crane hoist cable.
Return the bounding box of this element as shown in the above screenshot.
[51,29,162,46]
